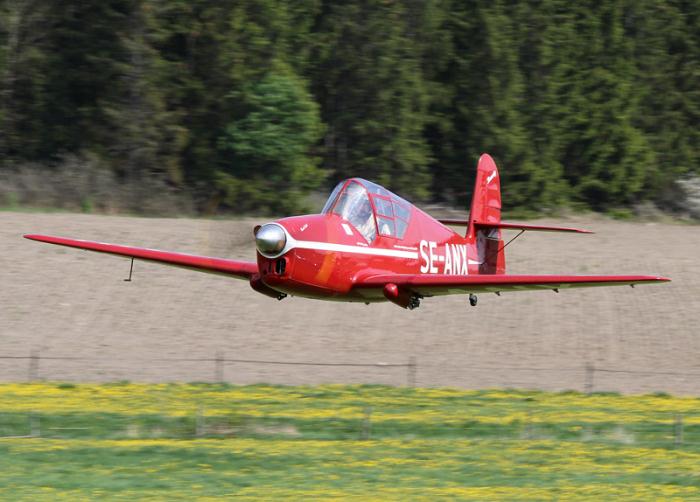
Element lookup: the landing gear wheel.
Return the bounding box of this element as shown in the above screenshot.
[408,295,421,310]
[469,294,478,307]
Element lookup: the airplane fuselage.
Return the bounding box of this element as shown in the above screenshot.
[257,211,494,303]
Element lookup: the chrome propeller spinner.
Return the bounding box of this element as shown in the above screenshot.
[255,224,286,257]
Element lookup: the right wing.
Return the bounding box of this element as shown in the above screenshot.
[356,273,670,297]
[24,234,258,280]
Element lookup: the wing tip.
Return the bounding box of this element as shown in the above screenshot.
[638,276,671,283]
[24,234,60,244]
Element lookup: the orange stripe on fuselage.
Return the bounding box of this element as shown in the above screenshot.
[315,251,336,285]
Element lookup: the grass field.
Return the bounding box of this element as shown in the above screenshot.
[2,383,700,500]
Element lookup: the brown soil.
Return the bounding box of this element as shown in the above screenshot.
[2,211,698,394]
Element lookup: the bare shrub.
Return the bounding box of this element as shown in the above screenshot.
[0,154,194,215]
[676,176,700,220]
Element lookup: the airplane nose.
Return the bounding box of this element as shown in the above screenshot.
[255,224,287,257]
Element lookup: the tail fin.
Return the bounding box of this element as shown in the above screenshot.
[467,154,505,274]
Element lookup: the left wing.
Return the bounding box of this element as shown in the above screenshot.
[355,273,670,297]
[24,234,258,279]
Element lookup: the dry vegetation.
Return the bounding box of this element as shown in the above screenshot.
[0,157,194,215]
[1,211,698,394]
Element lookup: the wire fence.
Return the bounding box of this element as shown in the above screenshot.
[2,351,700,450]
[3,351,418,388]
[3,350,700,394]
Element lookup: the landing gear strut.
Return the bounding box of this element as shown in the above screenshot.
[469,294,478,307]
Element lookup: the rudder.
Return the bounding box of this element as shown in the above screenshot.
[467,154,505,274]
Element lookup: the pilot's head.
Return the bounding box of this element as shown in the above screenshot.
[359,200,372,220]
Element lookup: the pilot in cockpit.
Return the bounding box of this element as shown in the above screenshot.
[356,198,376,242]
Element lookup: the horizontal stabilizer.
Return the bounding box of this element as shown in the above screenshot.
[439,220,593,234]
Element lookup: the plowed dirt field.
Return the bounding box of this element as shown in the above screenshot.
[2,212,697,394]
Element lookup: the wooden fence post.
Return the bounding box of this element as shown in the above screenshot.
[196,406,205,438]
[407,357,417,388]
[584,363,594,394]
[30,412,40,438]
[361,406,372,440]
[215,351,224,383]
[28,350,39,381]
[674,414,683,448]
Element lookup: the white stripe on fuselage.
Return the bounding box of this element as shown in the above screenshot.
[294,240,419,259]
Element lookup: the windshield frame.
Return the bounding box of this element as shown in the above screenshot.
[322,178,412,241]
[326,180,377,243]
[321,181,346,214]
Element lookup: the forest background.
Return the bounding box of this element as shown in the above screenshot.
[0,0,698,216]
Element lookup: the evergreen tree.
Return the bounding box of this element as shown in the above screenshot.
[36,2,133,158]
[559,2,653,209]
[104,1,187,184]
[628,0,700,206]
[0,0,51,161]
[153,0,321,210]
[438,1,557,210]
[1,0,699,215]
[512,0,572,209]
[310,0,435,200]
[217,64,324,212]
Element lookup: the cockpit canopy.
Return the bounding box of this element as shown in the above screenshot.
[321,178,412,243]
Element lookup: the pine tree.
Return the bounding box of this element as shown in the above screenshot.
[152,0,322,210]
[0,0,51,160]
[437,1,555,211]
[628,0,700,207]
[512,0,572,210]
[309,0,434,200]
[543,1,653,209]
[106,1,187,185]
[2,0,699,215]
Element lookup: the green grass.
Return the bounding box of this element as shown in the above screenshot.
[1,383,700,500]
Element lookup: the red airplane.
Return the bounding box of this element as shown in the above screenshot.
[25,154,669,309]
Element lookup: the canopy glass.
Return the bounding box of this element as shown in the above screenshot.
[322,178,412,242]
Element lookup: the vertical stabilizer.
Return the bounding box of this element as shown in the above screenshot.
[467,154,505,274]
